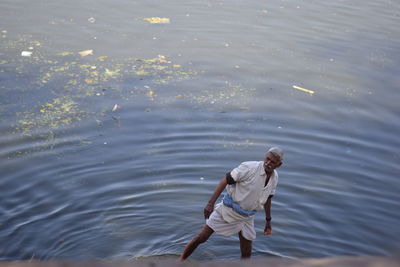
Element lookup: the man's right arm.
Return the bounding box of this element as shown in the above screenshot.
[203,175,229,219]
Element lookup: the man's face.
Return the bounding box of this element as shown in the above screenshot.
[264,152,282,173]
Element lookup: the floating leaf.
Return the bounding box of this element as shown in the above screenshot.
[105,68,120,77]
[143,17,170,24]
[59,51,73,56]
[79,49,93,57]
[98,56,108,61]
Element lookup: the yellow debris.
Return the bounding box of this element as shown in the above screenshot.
[158,55,168,63]
[105,68,120,76]
[59,51,72,56]
[98,56,108,61]
[79,49,93,57]
[293,85,314,94]
[143,17,170,24]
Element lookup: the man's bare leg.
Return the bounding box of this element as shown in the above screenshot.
[238,231,252,259]
[179,225,214,261]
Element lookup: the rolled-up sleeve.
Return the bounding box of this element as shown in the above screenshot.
[230,162,250,182]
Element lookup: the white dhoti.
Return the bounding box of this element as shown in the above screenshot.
[206,209,256,241]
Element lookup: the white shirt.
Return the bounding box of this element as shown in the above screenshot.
[215,161,278,223]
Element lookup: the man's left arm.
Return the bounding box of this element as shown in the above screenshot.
[263,195,273,235]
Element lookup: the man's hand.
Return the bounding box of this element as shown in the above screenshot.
[204,203,214,219]
[264,221,272,235]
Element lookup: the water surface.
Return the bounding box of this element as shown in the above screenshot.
[1,0,400,261]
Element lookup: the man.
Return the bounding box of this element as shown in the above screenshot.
[179,147,284,260]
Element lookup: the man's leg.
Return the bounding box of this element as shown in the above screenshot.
[238,231,252,259]
[179,224,214,261]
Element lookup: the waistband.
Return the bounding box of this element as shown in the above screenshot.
[222,193,257,217]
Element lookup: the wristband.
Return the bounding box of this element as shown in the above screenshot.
[266,217,271,222]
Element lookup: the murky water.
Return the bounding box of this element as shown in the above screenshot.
[1,0,400,261]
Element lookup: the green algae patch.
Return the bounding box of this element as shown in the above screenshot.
[2,34,259,145]
[15,96,87,136]
[181,82,257,109]
[5,50,199,138]
[58,51,73,57]
[134,55,197,84]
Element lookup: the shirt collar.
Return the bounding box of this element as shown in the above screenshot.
[259,161,267,176]
[259,162,276,178]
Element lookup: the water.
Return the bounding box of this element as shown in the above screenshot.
[1,0,400,261]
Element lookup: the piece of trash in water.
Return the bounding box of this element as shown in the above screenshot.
[21,51,32,57]
[146,89,156,100]
[59,51,73,56]
[293,85,314,94]
[98,56,108,61]
[88,17,96,23]
[112,104,121,112]
[143,17,170,24]
[79,49,93,57]
[105,68,119,77]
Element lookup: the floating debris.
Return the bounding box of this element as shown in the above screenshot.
[143,17,170,24]
[2,35,202,141]
[293,85,315,95]
[112,104,121,112]
[146,88,156,100]
[98,56,108,61]
[105,68,120,77]
[16,96,86,136]
[21,51,32,57]
[79,49,93,57]
[88,17,96,23]
[59,51,73,56]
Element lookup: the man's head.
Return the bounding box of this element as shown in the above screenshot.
[264,146,284,173]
